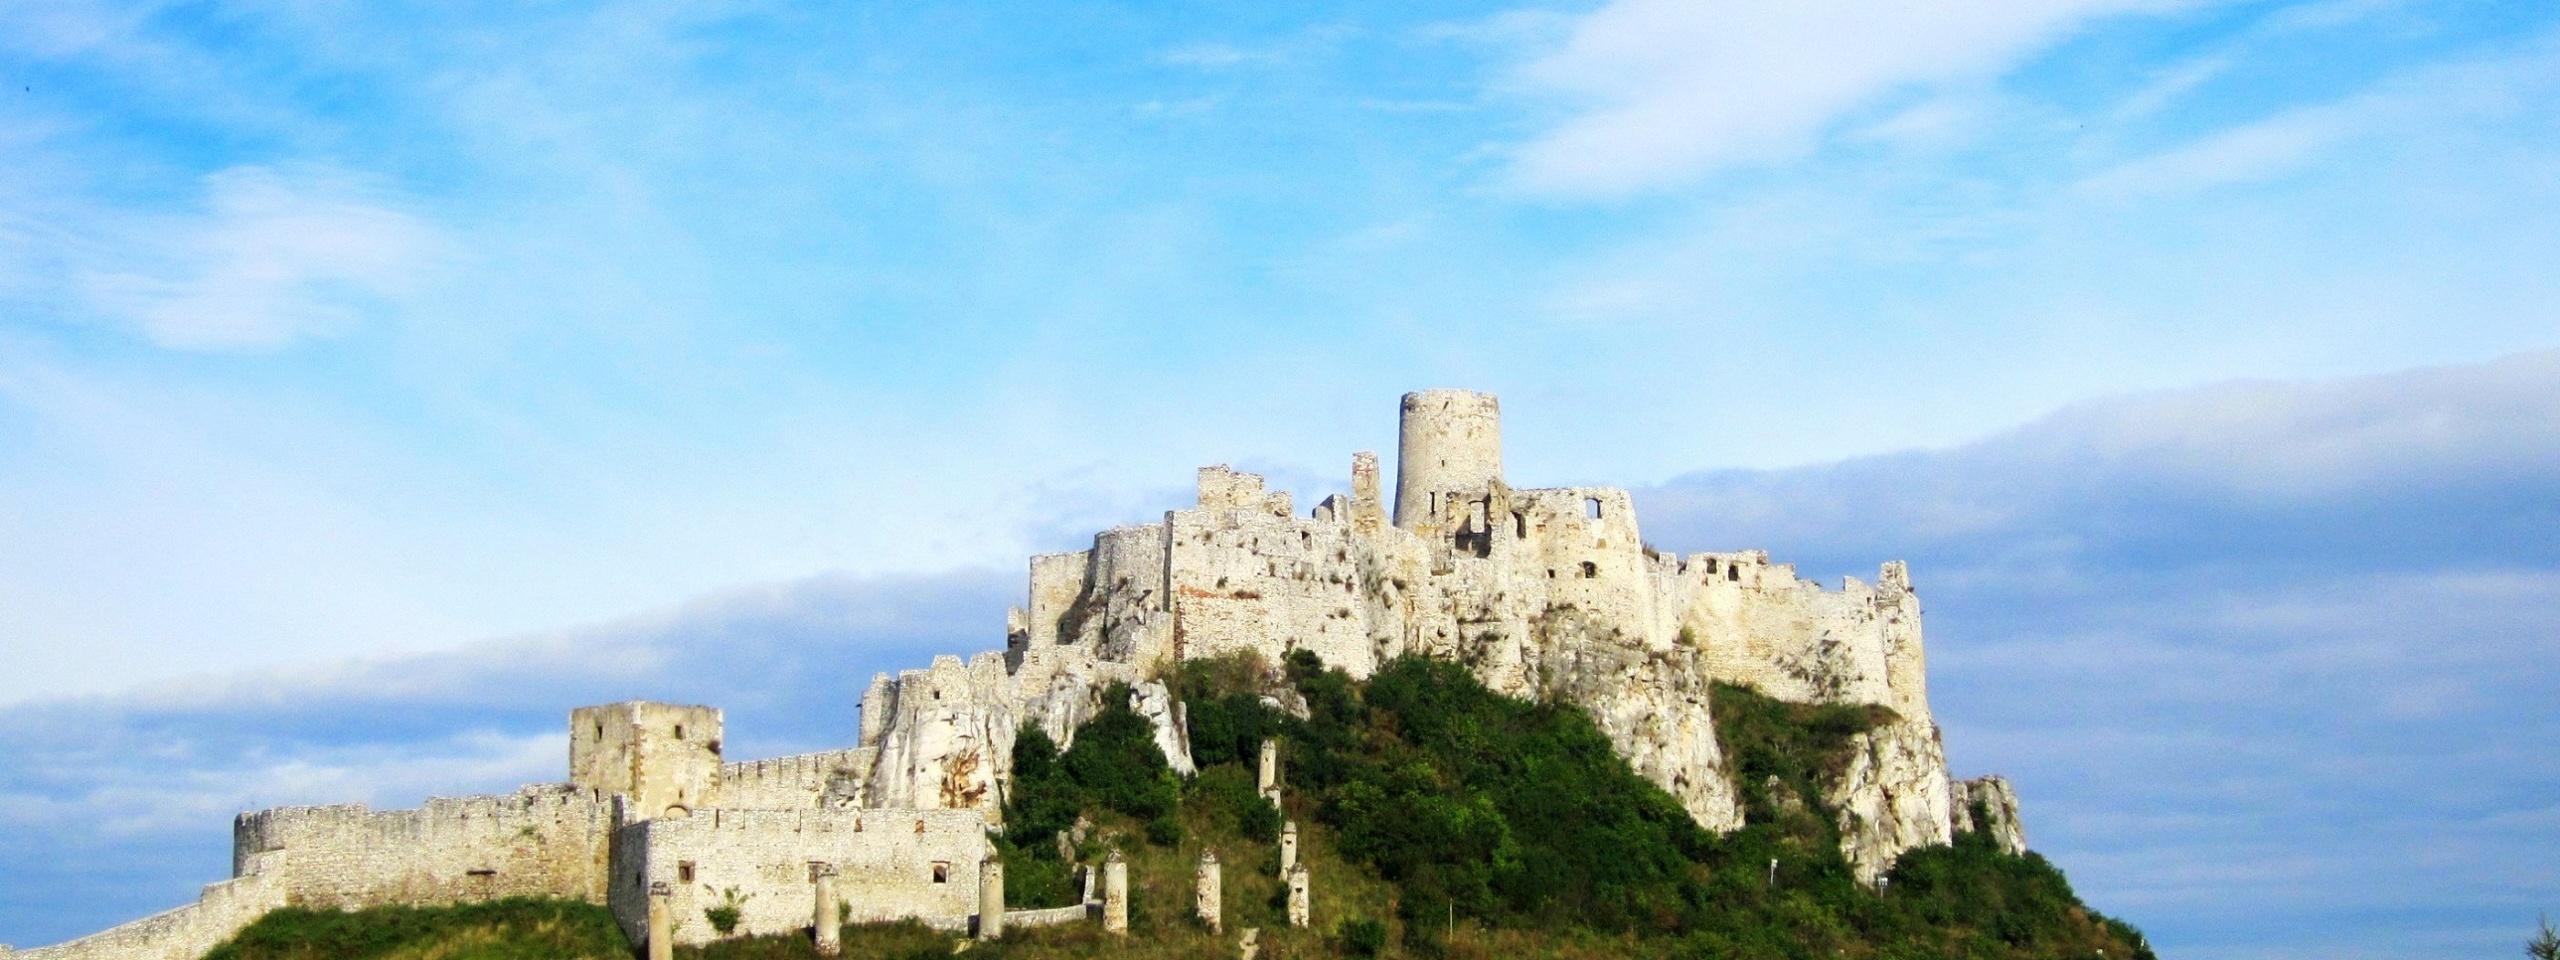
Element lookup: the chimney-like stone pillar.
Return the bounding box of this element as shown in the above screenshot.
[978,853,1006,939]
[1196,850,1223,933]
[812,863,841,956]
[1257,740,1281,807]
[1279,821,1298,875]
[1103,850,1130,935]
[1286,864,1311,928]
[647,881,674,960]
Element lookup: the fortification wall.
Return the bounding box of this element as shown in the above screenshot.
[1164,499,1375,677]
[607,808,986,947]
[231,784,618,909]
[717,749,872,811]
[1025,551,1091,647]
[1084,523,1172,666]
[12,854,287,960]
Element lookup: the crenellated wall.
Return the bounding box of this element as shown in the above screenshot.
[230,784,619,908]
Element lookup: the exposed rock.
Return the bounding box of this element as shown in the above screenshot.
[1825,718,1956,885]
[1950,775,2028,855]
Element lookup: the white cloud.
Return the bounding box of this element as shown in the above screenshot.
[78,166,438,351]
[1504,0,2188,197]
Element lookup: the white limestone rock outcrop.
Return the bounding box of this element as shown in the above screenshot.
[1825,718,1958,885]
[1951,775,2029,856]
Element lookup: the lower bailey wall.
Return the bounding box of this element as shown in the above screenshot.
[11,854,287,960]
[609,808,987,947]
[233,784,619,908]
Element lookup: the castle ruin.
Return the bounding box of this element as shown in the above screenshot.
[11,390,2025,959]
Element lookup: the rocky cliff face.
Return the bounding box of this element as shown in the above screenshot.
[1824,718,1958,884]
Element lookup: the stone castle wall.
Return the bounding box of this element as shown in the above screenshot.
[607,808,985,947]
[716,749,874,811]
[230,784,619,908]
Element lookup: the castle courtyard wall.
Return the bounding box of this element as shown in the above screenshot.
[607,808,985,947]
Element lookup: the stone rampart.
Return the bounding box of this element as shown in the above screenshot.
[232,783,618,908]
[607,808,985,947]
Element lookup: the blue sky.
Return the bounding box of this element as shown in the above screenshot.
[2,1,2556,956]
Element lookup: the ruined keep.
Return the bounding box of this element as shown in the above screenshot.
[15,389,2025,959]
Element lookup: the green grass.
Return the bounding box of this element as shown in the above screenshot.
[202,898,627,960]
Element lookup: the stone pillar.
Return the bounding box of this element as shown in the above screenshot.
[812,863,841,956]
[1103,850,1130,935]
[1286,864,1310,928]
[647,881,674,960]
[1195,850,1223,933]
[978,853,1006,939]
[1257,740,1281,807]
[1279,821,1299,875]
[1240,927,1262,960]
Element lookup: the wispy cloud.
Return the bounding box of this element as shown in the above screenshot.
[1502,0,2195,198]
[76,167,441,351]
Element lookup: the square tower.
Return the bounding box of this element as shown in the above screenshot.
[570,701,723,820]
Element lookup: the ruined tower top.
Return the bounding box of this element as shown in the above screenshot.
[1394,389,1503,529]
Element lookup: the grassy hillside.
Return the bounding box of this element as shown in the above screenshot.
[204,652,2152,960]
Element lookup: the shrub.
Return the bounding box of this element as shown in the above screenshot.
[1339,917,1390,957]
[703,885,751,936]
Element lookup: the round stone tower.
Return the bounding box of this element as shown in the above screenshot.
[1394,389,1503,529]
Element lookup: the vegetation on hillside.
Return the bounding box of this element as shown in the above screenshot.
[202,898,628,960]
[205,650,2154,960]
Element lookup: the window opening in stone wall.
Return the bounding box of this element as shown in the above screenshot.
[1704,558,1718,574]
[678,862,696,883]
[932,862,951,884]
[1728,565,1740,582]
[1580,561,1597,579]
[674,725,685,740]
[1586,498,1602,520]
[594,723,604,740]
[1514,512,1528,538]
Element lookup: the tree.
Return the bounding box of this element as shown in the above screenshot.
[2529,914,2560,960]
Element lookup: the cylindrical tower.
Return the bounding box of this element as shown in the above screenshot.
[1394,389,1503,529]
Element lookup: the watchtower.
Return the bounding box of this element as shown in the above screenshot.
[569,701,723,821]
[1393,389,1504,530]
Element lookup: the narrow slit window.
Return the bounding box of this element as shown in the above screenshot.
[1580,561,1598,579]
[1585,498,1602,520]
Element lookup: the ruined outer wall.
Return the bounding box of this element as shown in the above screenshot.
[607,809,985,947]
[11,854,286,960]
[231,784,618,909]
[717,749,873,811]
[1164,500,1376,677]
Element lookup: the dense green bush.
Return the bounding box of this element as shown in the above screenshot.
[1006,682,1185,856]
